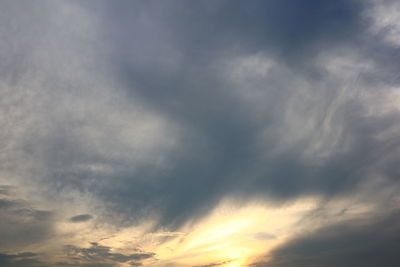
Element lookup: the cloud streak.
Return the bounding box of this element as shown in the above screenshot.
[69,214,93,223]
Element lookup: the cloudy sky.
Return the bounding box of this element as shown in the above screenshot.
[1,0,400,266]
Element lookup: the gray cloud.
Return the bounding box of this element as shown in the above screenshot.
[59,242,155,267]
[69,214,93,223]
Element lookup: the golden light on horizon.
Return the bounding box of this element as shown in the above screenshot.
[50,197,318,266]
[41,195,375,267]
[146,197,319,266]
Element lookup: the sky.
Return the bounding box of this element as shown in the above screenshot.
[1,0,400,266]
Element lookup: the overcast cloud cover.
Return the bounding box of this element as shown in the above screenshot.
[1,0,400,266]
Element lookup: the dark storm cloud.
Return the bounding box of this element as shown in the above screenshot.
[100,0,365,66]
[63,0,400,229]
[58,242,155,267]
[251,211,400,267]
[69,214,93,223]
